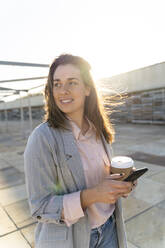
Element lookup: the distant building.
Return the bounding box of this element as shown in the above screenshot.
[99,61,165,124]
[0,62,165,124]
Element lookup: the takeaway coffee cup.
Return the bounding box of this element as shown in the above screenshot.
[111,156,134,181]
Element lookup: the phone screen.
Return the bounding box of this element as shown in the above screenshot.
[124,168,148,182]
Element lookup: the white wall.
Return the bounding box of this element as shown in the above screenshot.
[99,62,165,94]
[0,94,44,110]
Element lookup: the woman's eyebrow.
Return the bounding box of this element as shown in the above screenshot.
[68,77,79,81]
[53,78,60,82]
[53,77,79,82]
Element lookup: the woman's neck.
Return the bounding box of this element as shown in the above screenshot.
[66,114,89,134]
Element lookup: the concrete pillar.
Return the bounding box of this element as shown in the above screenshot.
[4,102,8,132]
[163,89,165,113]
[28,93,33,132]
[161,88,165,121]
[130,94,134,123]
[20,92,24,137]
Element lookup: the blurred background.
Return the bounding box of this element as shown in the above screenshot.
[0,1,164,247]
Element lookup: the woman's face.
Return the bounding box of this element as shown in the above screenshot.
[53,64,90,119]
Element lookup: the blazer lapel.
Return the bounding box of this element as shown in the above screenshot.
[59,128,87,190]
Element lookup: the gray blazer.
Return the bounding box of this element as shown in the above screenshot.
[24,122,128,248]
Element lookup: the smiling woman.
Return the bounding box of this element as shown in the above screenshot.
[44,54,115,142]
[24,53,134,248]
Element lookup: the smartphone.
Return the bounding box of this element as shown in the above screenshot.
[124,167,148,182]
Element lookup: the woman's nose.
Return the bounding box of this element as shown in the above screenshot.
[60,83,70,93]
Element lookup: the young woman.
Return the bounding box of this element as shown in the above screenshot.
[24,54,136,248]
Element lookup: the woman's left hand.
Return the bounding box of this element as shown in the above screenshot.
[122,167,138,198]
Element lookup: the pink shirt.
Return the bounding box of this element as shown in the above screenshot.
[63,117,115,229]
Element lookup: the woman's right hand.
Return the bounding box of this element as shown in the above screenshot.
[80,174,133,210]
[92,174,133,204]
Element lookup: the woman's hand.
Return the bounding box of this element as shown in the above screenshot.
[92,174,133,204]
[80,173,135,210]
[122,167,138,198]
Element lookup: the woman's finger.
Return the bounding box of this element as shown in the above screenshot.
[132,180,138,188]
[122,193,129,198]
[105,173,125,180]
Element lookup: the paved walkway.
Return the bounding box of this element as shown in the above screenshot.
[0,123,165,248]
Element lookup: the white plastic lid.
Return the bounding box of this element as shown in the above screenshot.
[111,156,134,168]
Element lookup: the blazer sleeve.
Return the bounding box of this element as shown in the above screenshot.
[24,127,64,225]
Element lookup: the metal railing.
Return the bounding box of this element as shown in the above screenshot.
[0,61,49,136]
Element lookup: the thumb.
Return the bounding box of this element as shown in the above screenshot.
[106,173,125,180]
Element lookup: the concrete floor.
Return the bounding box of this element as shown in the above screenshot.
[0,122,165,248]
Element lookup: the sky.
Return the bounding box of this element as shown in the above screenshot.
[0,0,165,100]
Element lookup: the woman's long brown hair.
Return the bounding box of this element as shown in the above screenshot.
[44,54,115,144]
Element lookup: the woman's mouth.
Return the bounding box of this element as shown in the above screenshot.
[60,99,73,104]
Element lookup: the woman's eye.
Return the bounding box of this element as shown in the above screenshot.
[69,81,77,85]
[54,83,60,87]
